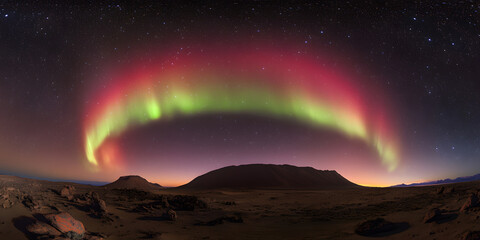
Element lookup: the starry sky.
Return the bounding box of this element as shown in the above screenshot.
[0,1,479,187]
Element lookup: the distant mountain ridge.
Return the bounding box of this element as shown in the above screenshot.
[180,164,359,190]
[392,173,480,187]
[105,175,162,190]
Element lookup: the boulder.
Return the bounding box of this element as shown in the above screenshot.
[88,192,108,216]
[77,191,108,217]
[26,221,61,236]
[161,195,170,208]
[92,193,107,212]
[2,199,13,208]
[164,209,177,221]
[60,185,75,200]
[96,199,107,213]
[1,192,14,208]
[65,231,84,240]
[436,186,445,194]
[45,212,85,239]
[355,218,395,236]
[423,208,441,223]
[461,193,479,212]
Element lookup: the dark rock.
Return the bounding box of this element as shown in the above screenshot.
[26,221,61,236]
[65,231,84,240]
[161,195,170,208]
[132,197,169,214]
[169,195,207,211]
[355,218,395,236]
[437,186,445,194]
[77,191,108,217]
[112,189,158,201]
[461,231,480,240]
[23,195,41,211]
[461,193,479,212]
[197,215,243,226]
[423,208,441,223]
[90,192,108,216]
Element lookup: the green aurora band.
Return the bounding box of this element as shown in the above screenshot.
[84,52,398,172]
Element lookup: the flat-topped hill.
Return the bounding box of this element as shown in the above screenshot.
[180,164,358,190]
[105,175,162,191]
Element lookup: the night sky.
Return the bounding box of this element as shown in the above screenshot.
[1,1,479,187]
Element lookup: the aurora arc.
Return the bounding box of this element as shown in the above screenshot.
[84,48,398,171]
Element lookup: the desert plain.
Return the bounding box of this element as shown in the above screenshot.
[1,166,480,240]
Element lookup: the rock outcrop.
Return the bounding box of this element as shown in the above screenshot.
[23,194,42,211]
[75,191,108,217]
[423,208,441,223]
[460,193,479,212]
[60,185,76,201]
[0,187,17,208]
[355,218,395,236]
[164,209,177,221]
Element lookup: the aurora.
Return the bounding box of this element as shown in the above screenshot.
[84,47,399,171]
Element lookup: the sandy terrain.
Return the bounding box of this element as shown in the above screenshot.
[1,174,480,239]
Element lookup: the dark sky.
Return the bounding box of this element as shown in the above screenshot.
[0,1,479,186]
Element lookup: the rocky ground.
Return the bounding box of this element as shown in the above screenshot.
[2,175,480,239]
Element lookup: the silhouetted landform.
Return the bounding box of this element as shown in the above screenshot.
[105,175,162,190]
[393,173,480,187]
[180,164,358,189]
